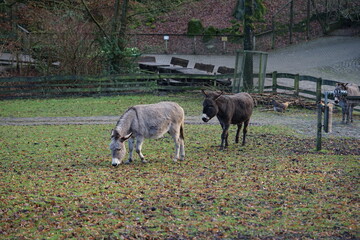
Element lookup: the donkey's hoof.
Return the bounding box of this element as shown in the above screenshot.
[219,146,227,151]
[173,158,180,162]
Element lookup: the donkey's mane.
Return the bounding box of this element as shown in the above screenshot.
[116,107,137,130]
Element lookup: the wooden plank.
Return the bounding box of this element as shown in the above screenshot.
[276,73,297,79]
[0,74,158,83]
[217,66,234,74]
[1,85,156,95]
[322,79,338,86]
[299,75,319,82]
[0,81,156,94]
[276,85,295,91]
[0,81,155,89]
[170,57,189,67]
[194,63,215,73]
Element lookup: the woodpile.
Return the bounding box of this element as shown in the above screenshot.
[250,93,318,110]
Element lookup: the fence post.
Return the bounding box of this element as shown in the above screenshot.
[316,103,322,151]
[272,71,277,93]
[258,53,263,93]
[315,77,323,151]
[316,77,322,102]
[233,50,242,93]
[294,74,299,96]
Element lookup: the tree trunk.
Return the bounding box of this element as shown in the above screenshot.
[243,0,254,91]
[110,0,129,73]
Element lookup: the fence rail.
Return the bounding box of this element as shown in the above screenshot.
[264,71,341,100]
[0,73,233,99]
[0,71,347,101]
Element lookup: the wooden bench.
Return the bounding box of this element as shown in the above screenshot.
[137,56,156,63]
[216,66,234,86]
[138,56,170,72]
[194,63,215,73]
[170,57,189,67]
[217,66,234,74]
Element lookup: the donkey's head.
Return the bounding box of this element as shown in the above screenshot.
[201,90,223,122]
[109,130,132,167]
[334,83,348,104]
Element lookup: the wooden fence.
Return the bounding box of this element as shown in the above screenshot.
[0,71,346,101]
[0,73,232,99]
[264,71,339,101]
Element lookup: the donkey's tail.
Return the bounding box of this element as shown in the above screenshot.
[180,121,185,141]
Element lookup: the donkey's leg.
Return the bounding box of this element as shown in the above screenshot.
[125,137,134,164]
[179,122,185,161]
[180,124,185,161]
[242,119,250,146]
[169,126,184,161]
[341,106,346,123]
[135,136,147,163]
[220,123,230,150]
[235,123,243,143]
[179,137,185,161]
[349,104,354,123]
[345,105,350,124]
[172,134,181,162]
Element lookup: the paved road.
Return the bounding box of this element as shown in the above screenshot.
[151,36,360,85]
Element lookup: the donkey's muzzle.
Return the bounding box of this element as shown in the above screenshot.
[202,114,210,122]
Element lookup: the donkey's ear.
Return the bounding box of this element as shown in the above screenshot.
[214,91,223,101]
[120,132,133,142]
[201,89,208,97]
[111,129,120,139]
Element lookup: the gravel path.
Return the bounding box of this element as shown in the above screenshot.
[1,113,359,139]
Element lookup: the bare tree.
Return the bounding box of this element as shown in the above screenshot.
[82,0,131,73]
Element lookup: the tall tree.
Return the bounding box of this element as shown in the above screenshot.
[243,0,254,91]
[82,0,130,73]
[234,0,265,91]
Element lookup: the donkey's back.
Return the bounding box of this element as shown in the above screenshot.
[228,93,254,123]
[131,101,184,139]
[347,84,360,96]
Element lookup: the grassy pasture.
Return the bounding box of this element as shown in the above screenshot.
[0,93,204,118]
[0,95,359,239]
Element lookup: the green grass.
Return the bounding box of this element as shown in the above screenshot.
[1,122,359,239]
[0,95,359,238]
[0,93,204,118]
[0,93,329,119]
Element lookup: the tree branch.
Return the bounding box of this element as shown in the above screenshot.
[81,0,109,40]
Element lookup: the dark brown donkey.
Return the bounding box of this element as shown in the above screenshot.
[201,90,254,149]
